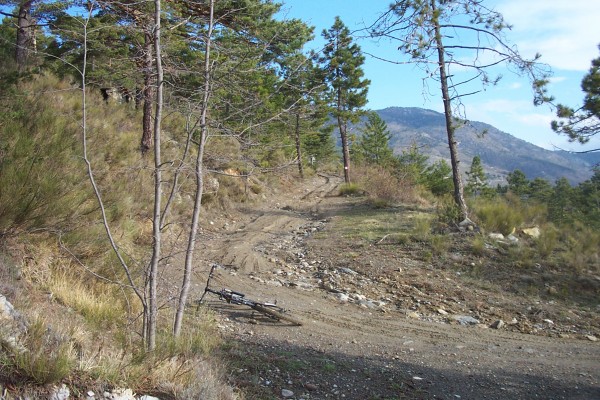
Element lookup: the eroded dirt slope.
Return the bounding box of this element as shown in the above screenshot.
[193,174,599,400]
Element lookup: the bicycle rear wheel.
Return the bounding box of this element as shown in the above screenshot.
[253,304,302,326]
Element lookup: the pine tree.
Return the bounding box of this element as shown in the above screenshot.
[423,160,453,196]
[465,156,488,196]
[318,16,370,183]
[372,0,551,222]
[507,169,529,197]
[529,177,553,203]
[551,45,600,149]
[397,141,429,184]
[354,112,394,166]
[549,178,576,225]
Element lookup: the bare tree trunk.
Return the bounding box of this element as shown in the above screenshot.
[16,0,34,72]
[338,117,351,184]
[294,112,304,178]
[141,29,154,154]
[337,89,351,183]
[173,0,215,337]
[147,0,163,351]
[431,0,469,222]
[78,3,146,339]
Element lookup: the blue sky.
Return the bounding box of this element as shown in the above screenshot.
[278,0,600,152]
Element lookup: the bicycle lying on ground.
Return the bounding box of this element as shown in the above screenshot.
[198,263,302,326]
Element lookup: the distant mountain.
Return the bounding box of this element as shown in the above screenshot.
[373,107,599,185]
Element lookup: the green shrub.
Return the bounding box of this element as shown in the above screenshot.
[535,224,559,260]
[154,319,220,359]
[339,183,362,196]
[470,235,487,256]
[506,245,535,268]
[473,198,524,235]
[560,223,600,273]
[0,76,87,235]
[436,195,461,224]
[412,215,432,240]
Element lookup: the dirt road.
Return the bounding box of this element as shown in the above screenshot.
[196,174,599,399]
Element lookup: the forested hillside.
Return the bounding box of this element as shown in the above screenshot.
[0,1,340,396]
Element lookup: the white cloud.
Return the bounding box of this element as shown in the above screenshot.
[548,76,567,84]
[508,82,522,90]
[493,0,600,71]
[469,99,529,115]
[514,113,554,128]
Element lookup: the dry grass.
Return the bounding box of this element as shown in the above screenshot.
[353,164,422,206]
[46,273,127,328]
[10,317,76,385]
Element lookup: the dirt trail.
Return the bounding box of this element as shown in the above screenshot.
[196,175,599,400]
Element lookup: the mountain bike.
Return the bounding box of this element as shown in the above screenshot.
[198,263,302,326]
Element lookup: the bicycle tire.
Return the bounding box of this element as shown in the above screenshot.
[253,304,302,326]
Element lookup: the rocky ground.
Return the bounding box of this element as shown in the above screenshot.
[190,174,600,399]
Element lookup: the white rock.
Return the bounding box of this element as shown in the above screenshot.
[281,389,294,398]
[507,234,519,243]
[103,388,135,400]
[358,300,377,309]
[49,384,70,400]
[334,293,350,303]
[339,267,357,275]
[453,315,479,326]
[488,233,505,240]
[0,294,28,353]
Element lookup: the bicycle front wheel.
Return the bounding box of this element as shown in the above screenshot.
[253,304,302,326]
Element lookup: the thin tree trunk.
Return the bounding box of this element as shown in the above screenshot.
[337,89,351,183]
[147,0,163,351]
[338,117,351,184]
[431,0,469,222]
[16,0,34,72]
[173,0,215,337]
[295,112,304,178]
[79,3,146,339]
[141,29,154,154]
[161,114,194,229]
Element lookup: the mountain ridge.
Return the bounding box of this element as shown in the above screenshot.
[374,106,598,185]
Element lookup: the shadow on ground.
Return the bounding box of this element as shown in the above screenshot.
[223,335,600,400]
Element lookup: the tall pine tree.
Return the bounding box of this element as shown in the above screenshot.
[318,16,369,183]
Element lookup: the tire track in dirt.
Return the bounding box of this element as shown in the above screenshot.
[196,174,600,399]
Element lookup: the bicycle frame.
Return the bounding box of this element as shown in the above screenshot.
[198,263,301,325]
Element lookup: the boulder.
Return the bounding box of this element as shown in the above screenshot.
[488,233,504,240]
[522,227,541,238]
